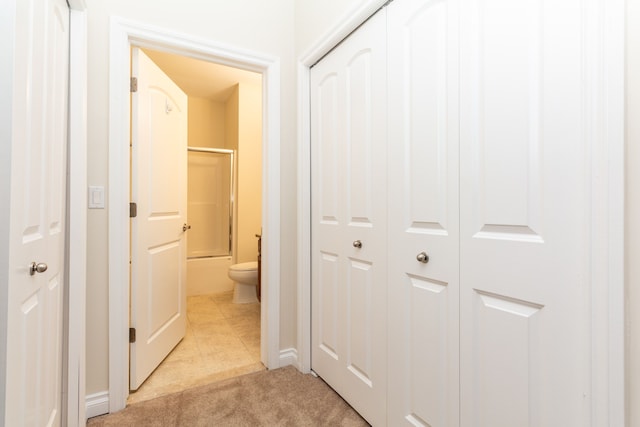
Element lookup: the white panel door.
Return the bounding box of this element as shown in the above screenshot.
[5,0,69,425]
[387,0,460,425]
[310,9,388,426]
[130,48,188,390]
[460,0,592,425]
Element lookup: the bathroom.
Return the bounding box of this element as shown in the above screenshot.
[129,49,264,403]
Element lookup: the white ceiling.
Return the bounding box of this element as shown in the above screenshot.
[142,48,262,102]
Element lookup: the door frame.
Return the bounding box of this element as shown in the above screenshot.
[108,17,281,412]
[296,0,625,424]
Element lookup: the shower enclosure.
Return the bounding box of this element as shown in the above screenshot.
[186,147,236,295]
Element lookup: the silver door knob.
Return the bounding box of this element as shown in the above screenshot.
[182,223,191,232]
[29,262,48,276]
[353,240,362,249]
[416,252,429,263]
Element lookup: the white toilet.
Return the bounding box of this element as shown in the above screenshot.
[228,261,259,304]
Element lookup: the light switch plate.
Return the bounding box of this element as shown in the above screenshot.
[88,186,105,209]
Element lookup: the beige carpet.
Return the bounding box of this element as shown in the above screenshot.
[87,366,370,426]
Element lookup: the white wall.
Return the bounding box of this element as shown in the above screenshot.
[627,0,640,423]
[85,0,296,396]
[294,0,379,55]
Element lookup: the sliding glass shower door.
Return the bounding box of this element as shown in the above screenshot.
[187,147,234,258]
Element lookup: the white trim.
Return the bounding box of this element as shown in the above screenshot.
[109,18,281,412]
[279,348,299,368]
[296,0,625,421]
[296,0,388,375]
[66,5,88,427]
[85,392,109,420]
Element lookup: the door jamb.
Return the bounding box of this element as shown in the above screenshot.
[296,1,625,424]
[109,17,281,412]
[66,2,88,426]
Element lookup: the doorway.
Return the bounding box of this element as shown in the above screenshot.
[128,47,265,403]
[108,19,281,412]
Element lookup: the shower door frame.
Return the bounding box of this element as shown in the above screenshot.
[187,147,236,259]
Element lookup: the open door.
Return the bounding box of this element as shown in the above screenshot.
[130,48,188,390]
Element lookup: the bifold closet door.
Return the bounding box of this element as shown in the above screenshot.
[310,9,388,426]
[459,0,597,425]
[387,0,460,426]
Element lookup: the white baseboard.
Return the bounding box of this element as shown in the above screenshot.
[279,348,298,368]
[85,391,109,419]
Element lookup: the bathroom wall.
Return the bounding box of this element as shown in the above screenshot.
[236,81,263,263]
[188,97,225,149]
[85,0,296,397]
[223,82,262,264]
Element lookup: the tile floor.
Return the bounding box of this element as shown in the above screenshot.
[127,291,264,405]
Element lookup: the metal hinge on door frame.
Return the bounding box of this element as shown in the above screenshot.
[129,328,136,343]
[130,77,138,92]
[130,202,137,218]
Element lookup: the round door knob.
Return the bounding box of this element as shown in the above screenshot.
[353,240,362,249]
[416,252,429,264]
[29,262,48,276]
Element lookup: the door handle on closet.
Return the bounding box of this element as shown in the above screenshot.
[416,252,429,263]
[353,240,363,249]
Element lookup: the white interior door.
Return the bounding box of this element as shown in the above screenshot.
[459,0,593,425]
[310,9,388,426]
[386,0,460,425]
[5,0,69,424]
[130,48,188,390]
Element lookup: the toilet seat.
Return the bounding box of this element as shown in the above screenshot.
[229,261,258,272]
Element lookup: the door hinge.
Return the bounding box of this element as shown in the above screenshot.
[130,202,137,218]
[130,77,138,93]
[129,328,136,343]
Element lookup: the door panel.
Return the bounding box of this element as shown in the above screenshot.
[130,48,188,390]
[6,0,69,425]
[460,0,589,425]
[387,0,460,425]
[311,9,387,426]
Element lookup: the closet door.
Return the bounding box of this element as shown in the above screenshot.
[459,0,595,425]
[310,9,388,426]
[387,0,460,426]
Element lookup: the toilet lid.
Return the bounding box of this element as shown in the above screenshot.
[229,261,258,272]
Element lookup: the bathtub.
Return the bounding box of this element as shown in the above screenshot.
[187,256,234,296]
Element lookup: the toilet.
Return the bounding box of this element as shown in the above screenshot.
[228,261,259,304]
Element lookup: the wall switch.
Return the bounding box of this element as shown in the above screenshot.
[88,186,105,209]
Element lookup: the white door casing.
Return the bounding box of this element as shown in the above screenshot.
[130,48,188,390]
[310,9,388,426]
[386,0,460,425]
[5,0,69,425]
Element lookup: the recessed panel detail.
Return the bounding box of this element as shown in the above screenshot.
[346,51,374,226]
[318,74,340,225]
[472,288,543,426]
[404,1,449,233]
[347,259,373,387]
[319,252,339,359]
[149,89,184,216]
[472,0,542,239]
[405,274,448,427]
[148,241,181,339]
